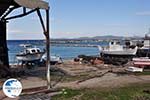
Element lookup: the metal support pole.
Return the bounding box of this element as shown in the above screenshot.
[46,8,51,89]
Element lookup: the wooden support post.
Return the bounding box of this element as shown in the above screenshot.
[0,21,9,67]
[46,8,51,89]
[5,8,37,20]
[0,21,11,78]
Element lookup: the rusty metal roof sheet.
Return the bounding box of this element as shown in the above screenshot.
[14,0,49,10]
[0,0,48,17]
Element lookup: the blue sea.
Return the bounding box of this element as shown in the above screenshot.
[7,40,108,64]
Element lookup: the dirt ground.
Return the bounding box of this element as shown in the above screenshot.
[0,60,150,99]
[14,60,150,89]
[53,60,150,89]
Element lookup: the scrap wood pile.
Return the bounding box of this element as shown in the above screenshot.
[102,57,129,65]
[74,55,104,65]
[74,55,130,66]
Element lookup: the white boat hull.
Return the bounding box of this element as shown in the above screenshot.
[98,46,138,56]
[41,54,62,64]
[16,53,44,62]
[101,49,137,56]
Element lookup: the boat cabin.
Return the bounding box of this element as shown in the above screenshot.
[143,29,150,48]
[24,48,42,54]
[108,41,123,51]
[143,40,150,48]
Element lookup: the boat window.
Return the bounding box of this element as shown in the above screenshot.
[37,49,40,53]
[116,42,120,44]
[31,49,36,53]
[111,42,114,45]
[26,50,30,54]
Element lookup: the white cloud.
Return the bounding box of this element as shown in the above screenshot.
[7,29,23,33]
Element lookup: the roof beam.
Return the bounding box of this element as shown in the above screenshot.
[37,9,46,36]
[5,8,37,20]
[0,6,17,21]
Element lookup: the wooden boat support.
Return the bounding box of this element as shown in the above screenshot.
[0,0,51,89]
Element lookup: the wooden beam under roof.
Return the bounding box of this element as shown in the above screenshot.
[0,0,19,17]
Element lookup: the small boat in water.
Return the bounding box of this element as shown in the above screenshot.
[98,40,138,58]
[16,46,45,62]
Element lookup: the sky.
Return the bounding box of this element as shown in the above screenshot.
[7,0,150,40]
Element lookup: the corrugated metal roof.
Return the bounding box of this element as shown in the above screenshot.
[14,0,49,10]
[0,0,48,17]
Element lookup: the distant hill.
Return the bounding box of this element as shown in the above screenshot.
[78,35,125,40]
[52,35,143,40]
[77,35,142,40]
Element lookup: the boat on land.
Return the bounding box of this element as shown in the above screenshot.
[133,57,150,67]
[137,32,150,57]
[125,66,143,72]
[41,54,63,65]
[16,44,62,65]
[98,40,138,65]
[16,45,45,62]
[132,31,150,68]
[132,33,150,67]
[98,40,138,58]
